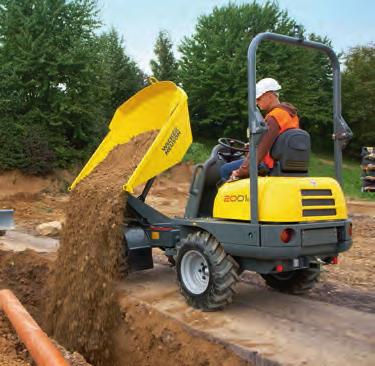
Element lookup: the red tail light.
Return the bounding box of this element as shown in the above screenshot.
[276,264,284,272]
[149,226,173,231]
[280,228,293,243]
[331,256,339,264]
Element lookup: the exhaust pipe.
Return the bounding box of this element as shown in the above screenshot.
[0,289,70,366]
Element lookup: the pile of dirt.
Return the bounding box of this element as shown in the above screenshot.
[0,248,250,366]
[46,131,158,365]
[0,250,52,323]
[0,250,60,365]
[325,215,375,291]
[0,250,41,366]
[0,250,93,365]
[0,314,31,366]
[0,193,67,233]
[0,169,76,199]
[0,311,91,366]
[114,296,250,366]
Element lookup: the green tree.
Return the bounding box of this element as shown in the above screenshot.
[98,28,144,119]
[178,1,333,146]
[342,44,375,156]
[150,30,178,81]
[0,0,106,174]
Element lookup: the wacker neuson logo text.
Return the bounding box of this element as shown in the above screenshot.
[162,127,181,155]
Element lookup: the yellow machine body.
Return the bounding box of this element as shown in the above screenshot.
[213,176,348,222]
[70,81,192,192]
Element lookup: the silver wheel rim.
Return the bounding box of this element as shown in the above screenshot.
[180,250,210,294]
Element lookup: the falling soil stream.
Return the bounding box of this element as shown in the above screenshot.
[46,131,158,365]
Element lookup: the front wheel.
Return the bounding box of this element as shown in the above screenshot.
[261,266,320,295]
[176,231,239,311]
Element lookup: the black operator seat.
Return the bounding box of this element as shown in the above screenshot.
[270,128,311,177]
[185,144,228,218]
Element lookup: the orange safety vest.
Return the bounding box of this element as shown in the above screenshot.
[262,106,299,168]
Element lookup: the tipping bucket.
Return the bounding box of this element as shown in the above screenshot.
[70,81,192,192]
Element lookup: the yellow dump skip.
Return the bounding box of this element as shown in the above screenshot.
[70,81,192,192]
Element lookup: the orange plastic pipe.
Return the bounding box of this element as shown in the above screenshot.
[0,289,70,366]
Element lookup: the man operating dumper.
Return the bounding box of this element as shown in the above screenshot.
[220,78,299,180]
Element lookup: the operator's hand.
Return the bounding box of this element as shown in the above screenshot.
[228,169,240,182]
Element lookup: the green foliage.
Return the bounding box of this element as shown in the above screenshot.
[98,28,144,117]
[309,153,374,200]
[342,45,375,157]
[0,1,144,174]
[0,120,25,170]
[183,142,213,163]
[150,30,178,81]
[22,125,56,175]
[0,0,101,173]
[178,2,333,146]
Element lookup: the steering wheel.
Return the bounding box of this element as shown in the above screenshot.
[218,138,249,152]
[217,138,248,161]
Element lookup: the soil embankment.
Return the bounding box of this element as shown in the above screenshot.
[0,249,251,366]
[0,250,90,366]
[0,249,51,366]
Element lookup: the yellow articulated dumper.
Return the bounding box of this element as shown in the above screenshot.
[72,32,353,311]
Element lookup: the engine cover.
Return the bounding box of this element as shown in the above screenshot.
[213,177,348,222]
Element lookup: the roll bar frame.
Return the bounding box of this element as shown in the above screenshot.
[247,32,352,224]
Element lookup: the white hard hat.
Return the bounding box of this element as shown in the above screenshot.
[256,78,281,99]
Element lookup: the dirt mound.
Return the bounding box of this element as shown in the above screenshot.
[0,249,248,366]
[326,215,375,291]
[47,131,158,365]
[0,170,76,199]
[0,314,30,366]
[0,250,52,323]
[0,250,52,365]
[0,193,67,233]
[114,296,249,366]
[163,163,193,184]
[347,200,375,217]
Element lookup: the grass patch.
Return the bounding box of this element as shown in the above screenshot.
[310,153,374,201]
[183,141,213,163]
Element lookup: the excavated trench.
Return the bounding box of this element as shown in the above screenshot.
[8,130,245,366]
[0,249,251,366]
[0,130,254,365]
[2,240,374,366]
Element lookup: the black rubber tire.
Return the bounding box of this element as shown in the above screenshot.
[261,266,320,295]
[166,255,176,266]
[176,231,239,311]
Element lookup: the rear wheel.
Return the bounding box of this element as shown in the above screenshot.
[167,255,176,266]
[261,266,320,294]
[176,231,239,311]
